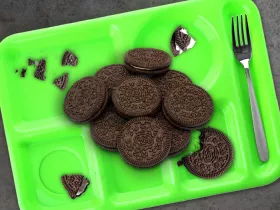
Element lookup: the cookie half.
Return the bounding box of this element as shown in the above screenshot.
[112,77,161,118]
[90,106,127,151]
[117,117,171,168]
[64,76,108,122]
[177,127,233,179]
[163,84,213,129]
[124,48,171,75]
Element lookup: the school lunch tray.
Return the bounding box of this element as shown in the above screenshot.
[0,0,280,209]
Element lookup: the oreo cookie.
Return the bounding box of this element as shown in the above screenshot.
[177,127,233,179]
[90,106,127,151]
[95,64,130,96]
[54,73,69,90]
[153,70,192,98]
[112,77,161,118]
[64,76,108,122]
[34,59,46,80]
[163,85,213,129]
[156,112,190,156]
[62,51,78,66]
[117,117,171,168]
[61,175,90,199]
[124,48,171,75]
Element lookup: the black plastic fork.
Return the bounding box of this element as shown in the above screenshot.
[232,15,268,162]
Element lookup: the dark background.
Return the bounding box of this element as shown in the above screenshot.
[0,0,279,209]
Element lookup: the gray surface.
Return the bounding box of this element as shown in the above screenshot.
[0,0,279,209]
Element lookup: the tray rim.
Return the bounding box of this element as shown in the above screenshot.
[0,0,280,209]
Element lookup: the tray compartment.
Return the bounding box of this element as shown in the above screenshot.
[95,148,175,202]
[13,127,102,209]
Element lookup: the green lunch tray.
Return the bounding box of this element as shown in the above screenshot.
[1,0,280,209]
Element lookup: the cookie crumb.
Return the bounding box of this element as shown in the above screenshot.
[28,59,35,66]
[20,68,27,77]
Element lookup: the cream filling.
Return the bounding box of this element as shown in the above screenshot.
[76,178,90,196]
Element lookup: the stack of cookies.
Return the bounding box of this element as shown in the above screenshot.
[64,48,233,178]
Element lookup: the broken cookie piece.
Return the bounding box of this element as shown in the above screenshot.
[170,26,196,56]
[177,128,233,179]
[53,73,69,90]
[61,175,90,199]
[174,26,191,52]
[62,51,78,66]
[34,59,46,80]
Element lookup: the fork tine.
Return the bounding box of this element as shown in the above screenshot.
[241,15,245,46]
[245,15,251,46]
[232,17,236,47]
[236,16,240,47]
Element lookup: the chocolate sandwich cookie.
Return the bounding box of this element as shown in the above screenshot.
[153,70,192,98]
[61,175,90,199]
[112,77,161,118]
[54,73,68,90]
[117,117,171,168]
[90,106,127,151]
[163,85,213,129]
[62,51,78,66]
[64,76,108,122]
[177,127,233,179]
[156,112,190,156]
[124,48,171,75]
[95,64,130,96]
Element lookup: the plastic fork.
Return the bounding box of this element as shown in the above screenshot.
[232,15,269,162]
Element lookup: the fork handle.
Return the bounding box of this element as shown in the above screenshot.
[245,68,269,162]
